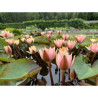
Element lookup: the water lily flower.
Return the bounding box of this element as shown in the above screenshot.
[46,34,51,39]
[57,31,62,35]
[54,39,63,48]
[5,39,14,45]
[39,47,55,63]
[39,47,56,85]
[66,40,76,51]
[21,38,25,42]
[48,31,53,35]
[4,45,12,56]
[24,35,30,39]
[27,46,37,54]
[1,31,14,38]
[62,34,69,40]
[75,35,86,43]
[41,32,45,37]
[14,40,20,46]
[56,51,75,85]
[26,38,34,46]
[87,43,98,53]
[56,52,75,71]
[59,47,68,54]
[90,39,97,43]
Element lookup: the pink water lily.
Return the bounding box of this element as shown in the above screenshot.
[75,35,86,43]
[57,31,62,35]
[87,43,98,53]
[56,52,75,71]
[62,34,69,40]
[41,32,45,37]
[48,31,53,35]
[47,34,51,39]
[5,39,14,45]
[27,46,37,54]
[39,47,55,63]
[66,40,76,50]
[4,45,12,55]
[1,31,14,38]
[24,35,30,39]
[54,39,63,48]
[26,38,34,45]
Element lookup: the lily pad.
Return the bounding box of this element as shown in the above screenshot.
[73,55,98,80]
[0,38,8,51]
[81,39,92,47]
[0,58,41,80]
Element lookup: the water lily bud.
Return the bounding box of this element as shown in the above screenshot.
[87,43,98,53]
[70,69,76,81]
[41,32,45,37]
[90,39,97,43]
[26,38,34,45]
[39,47,55,63]
[27,46,37,54]
[21,38,25,42]
[14,40,20,46]
[46,34,51,39]
[56,52,75,71]
[57,31,62,35]
[24,35,30,39]
[48,31,53,35]
[5,39,14,45]
[54,39,63,48]
[66,40,76,51]
[4,45,12,55]
[75,35,86,43]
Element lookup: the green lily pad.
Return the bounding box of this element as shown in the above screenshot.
[0,38,8,51]
[34,36,50,44]
[0,56,13,62]
[81,39,92,47]
[73,55,98,80]
[0,58,41,80]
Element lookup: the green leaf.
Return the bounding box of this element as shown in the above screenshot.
[0,38,8,51]
[34,36,50,44]
[0,56,13,62]
[73,55,98,80]
[81,39,92,47]
[0,58,41,80]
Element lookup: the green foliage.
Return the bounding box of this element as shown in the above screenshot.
[0,38,8,52]
[0,58,41,80]
[73,55,98,80]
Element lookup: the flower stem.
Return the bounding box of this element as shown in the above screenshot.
[90,53,96,65]
[62,70,65,85]
[77,44,81,55]
[48,62,54,85]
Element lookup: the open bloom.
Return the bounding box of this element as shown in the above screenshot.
[41,32,45,37]
[66,40,76,50]
[57,31,62,35]
[47,34,51,39]
[59,47,68,54]
[90,39,97,43]
[24,35,30,39]
[5,39,14,45]
[56,52,75,71]
[14,40,20,46]
[54,39,63,48]
[26,38,34,45]
[48,31,53,35]
[4,45,12,55]
[87,43,98,53]
[27,46,37,54]
[1,31,14,38]
[75,35,86,43]
[39,47,55,62]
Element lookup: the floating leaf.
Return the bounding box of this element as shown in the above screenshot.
[0,58,41,80]
[81,39,92,47]
[0,56,13,62]
[0,38,8,51]
[73,55,98,80]
[78,82,92,86]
